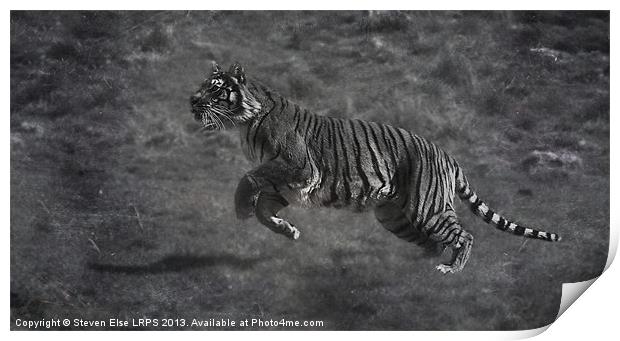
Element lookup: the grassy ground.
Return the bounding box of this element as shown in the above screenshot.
[10,11,609,330]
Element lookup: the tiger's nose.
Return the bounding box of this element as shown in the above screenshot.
[190,93,201,106]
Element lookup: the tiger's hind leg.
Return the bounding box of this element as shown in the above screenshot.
[374,202,442,255]
[374,202,426,243]
[375,204,472,273]
[424,210,474,274]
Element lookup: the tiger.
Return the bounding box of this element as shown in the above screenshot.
[189,62,561,274]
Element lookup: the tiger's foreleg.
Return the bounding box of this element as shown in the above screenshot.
[234,160,308,240]
[234,174,261,220]
[256,192,300,240]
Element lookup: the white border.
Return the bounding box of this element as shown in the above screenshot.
[3,0,617,10]
[5,2,617,340]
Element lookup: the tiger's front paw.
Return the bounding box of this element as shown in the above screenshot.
[286,226,301,240]
[272,217,300,240]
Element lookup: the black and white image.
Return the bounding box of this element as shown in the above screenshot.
[10,11,609,330]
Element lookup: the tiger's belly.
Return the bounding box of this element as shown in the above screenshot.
[279,174,393,212]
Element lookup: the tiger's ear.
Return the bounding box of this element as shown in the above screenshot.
[212,61,221,74]
[229,62,246,84]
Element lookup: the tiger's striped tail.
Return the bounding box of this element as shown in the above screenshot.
[456,174,561,242]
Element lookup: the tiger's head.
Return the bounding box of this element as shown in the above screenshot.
[190,62,261,130]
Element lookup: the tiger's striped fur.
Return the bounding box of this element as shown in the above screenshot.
[190,62,560,274]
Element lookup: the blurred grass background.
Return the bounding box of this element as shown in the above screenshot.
[10,11,609,330]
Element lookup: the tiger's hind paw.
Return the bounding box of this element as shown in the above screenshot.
[435,264,460,274]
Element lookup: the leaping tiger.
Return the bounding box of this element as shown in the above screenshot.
[189,62,561,274]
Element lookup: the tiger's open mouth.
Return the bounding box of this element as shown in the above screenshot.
[192,108,224,131]
[191,102,242,131]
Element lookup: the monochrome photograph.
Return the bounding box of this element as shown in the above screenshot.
[10,10,609,330]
